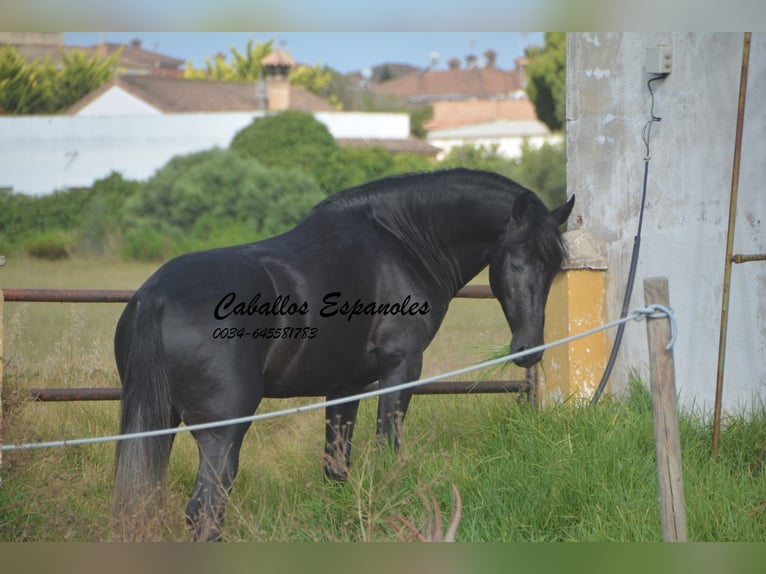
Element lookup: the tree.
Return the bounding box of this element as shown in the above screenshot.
[184,39,274,82]
[525,32,566,132]
[0,45,119,114]
[230,111,342,194]
[54,48,122,111]
[0,46,55,114]
[288,63,343,109]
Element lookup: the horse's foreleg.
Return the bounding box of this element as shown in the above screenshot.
[324,399,360,481]
[375,353,423,452]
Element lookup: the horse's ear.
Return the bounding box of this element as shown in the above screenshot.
[511,192,532,225]
[551,195,575,226]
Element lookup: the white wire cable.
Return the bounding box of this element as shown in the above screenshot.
[0,305,676,452]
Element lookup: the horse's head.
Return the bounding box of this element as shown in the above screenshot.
[489,192,575,367]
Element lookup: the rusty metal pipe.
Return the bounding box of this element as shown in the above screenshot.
[1,289,134,303]
[2,285,494,303]
[30,380,530,402]
[730,253,766,264]
[712,32,751,455]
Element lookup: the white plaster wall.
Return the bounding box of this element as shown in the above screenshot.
[428,134,563,160]
[567,33,765,414]
[74,87,163,116]
[0,111,411,194]
[314,111,410,139]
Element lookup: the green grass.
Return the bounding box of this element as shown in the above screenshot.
[1,257,765,541]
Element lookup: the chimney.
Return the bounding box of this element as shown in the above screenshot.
[484,49,497,68]
[465,54,478,69]
[448,57,461,70]
[262,48,296,111]
[130,38,142,49]
[515,56,529,88]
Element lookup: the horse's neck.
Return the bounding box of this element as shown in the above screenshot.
[379,198,509,296]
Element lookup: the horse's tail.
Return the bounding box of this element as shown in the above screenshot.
[112,297,174,540]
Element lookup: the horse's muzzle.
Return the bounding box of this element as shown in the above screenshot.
[511,345,543,368]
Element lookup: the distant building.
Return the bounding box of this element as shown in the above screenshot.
[0,34,185,77]
[65,74,336,116]
[369,51,527,104]
[371,50,556,159]
[64,49,438,157]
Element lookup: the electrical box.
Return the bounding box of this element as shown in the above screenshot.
[646,45,672,74]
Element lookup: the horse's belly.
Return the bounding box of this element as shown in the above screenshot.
[260,330,378,397]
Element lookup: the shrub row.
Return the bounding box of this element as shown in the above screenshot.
[1,112,565,261]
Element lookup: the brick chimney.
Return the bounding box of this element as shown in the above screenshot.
[262,48,295,111]
[515,56,529,88]
[448,57,461,70]
[484,49,497,68]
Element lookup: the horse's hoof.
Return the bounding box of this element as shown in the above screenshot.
[323,465,349,483]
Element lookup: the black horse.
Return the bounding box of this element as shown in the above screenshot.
[112,168,574,540]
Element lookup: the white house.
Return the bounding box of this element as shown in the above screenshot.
[427,118,562,160]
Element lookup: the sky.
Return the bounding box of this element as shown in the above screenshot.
[63,32,544,74]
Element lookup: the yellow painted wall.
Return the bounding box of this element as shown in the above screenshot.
[542,268,609,404]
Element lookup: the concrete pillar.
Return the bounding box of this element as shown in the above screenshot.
[541,229,609,404]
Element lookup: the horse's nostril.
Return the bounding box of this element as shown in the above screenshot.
[512,345,528,356]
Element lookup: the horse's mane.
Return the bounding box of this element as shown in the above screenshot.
[313,168,567,273]
[315,168,513,212]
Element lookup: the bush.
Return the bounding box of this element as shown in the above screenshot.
[23,229,73,260]
[78,172,140,256]
[121,225,168,262]
[509,140,567,208]
[440,140,566,208]
[121,148,324,260]
[440,143,516,177]
[230,111,341,194]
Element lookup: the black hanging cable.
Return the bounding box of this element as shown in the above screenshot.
[590,74,668,405]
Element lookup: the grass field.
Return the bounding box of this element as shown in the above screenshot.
[1,256,765,541]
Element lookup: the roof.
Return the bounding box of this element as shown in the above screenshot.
[425,98,538,131]
[65,74,337,115]
[93,41,185,72]
[337,138,442,156]
[5,40,184,75]
[370,67,524,103]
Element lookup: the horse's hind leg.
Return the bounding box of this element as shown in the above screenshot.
[186,422,250,542]
[324,398,360,481]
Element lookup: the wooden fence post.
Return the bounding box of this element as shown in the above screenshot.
[644,277,687,542]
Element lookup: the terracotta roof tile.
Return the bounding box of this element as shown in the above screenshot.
[371,67,524,102]
[95,42,185,70]
[337,138,441,156]
[9,42,184,73]
[65,75,336,114]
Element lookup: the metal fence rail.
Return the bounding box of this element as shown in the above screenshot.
[1,284,534,404]
[1,285,494,303]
